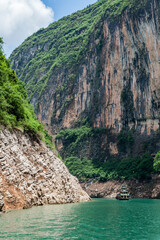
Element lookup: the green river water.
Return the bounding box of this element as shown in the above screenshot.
[0,199,160,240]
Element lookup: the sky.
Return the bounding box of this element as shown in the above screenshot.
[0,0,97,57]
[42,0,97,21]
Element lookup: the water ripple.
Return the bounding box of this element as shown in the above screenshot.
[1,199,160,239]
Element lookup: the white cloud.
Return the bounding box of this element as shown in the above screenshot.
[0,0,54,57]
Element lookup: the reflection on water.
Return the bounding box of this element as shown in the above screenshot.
[0,199,160,239]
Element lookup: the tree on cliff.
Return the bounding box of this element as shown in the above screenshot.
[153,152,160,172]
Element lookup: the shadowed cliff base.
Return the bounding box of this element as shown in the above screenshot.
[81,175,160,199]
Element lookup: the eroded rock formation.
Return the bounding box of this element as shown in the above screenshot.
[0,127,90,212]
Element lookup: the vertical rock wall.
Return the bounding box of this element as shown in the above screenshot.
[36,0,160,138]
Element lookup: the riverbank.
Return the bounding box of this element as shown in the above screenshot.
[81,175,160,199]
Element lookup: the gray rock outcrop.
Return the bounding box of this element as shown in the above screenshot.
[0,127,90,211]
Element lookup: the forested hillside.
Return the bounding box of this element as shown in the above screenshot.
[0,38,53,148]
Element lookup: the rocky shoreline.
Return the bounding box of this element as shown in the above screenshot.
[0,128,90,212]
[1,127,160,214]
[81,176,160,199]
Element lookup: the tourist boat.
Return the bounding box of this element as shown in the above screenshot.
[116,186,130,200]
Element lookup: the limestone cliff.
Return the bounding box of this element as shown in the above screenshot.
[0,127,90,212]
[41,0,160,135]
[10,0,160,168]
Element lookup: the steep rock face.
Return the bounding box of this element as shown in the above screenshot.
[10,0,160,160]
[0,128,90,212]
[44,0,159,134]
[93,1,160,134]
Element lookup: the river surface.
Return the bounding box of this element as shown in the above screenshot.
[0,199,160,239]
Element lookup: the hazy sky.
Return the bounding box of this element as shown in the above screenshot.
[0,0,97,57]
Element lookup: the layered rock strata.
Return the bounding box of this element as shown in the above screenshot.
[0,128,90,212]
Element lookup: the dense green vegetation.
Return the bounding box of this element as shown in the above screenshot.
[56,122,154,182]
[11,0,149,102]
[56,126,93,156]
[0,38,53,148]
[56,117,108,159]
[117,130,134,153]
[64,151,153,183]
[153,151,160,172]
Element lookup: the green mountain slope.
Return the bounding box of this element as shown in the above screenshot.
[0,38,53,148]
